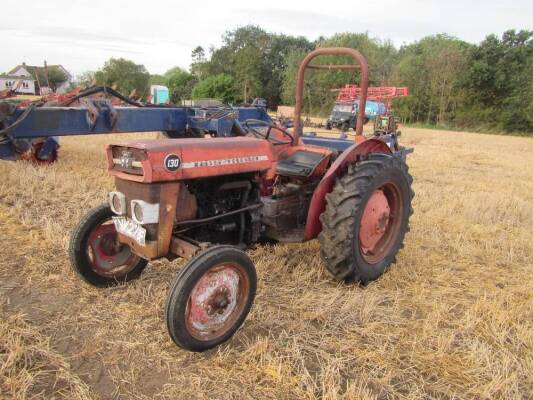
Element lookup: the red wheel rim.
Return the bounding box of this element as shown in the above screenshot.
[185,262,250,341]
[29,141,58,165]
[86,220,140,278]
[359,182,403,264]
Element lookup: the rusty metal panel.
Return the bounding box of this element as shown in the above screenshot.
[169,237,201,259]
[114,179,180,259]
[118,233,159,259]
[107,137,275,183]
[157,183,180,256]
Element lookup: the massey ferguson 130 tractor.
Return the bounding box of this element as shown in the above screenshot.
[69,48,414,351]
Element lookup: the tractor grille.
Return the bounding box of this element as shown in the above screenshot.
[111,146,147,176]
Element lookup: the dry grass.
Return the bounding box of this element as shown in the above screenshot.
[0,128,532,399]
[0,311,94,399]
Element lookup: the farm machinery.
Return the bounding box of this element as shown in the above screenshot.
[1,48,414,351]
[0,84,271,163]
[326,85,409,133]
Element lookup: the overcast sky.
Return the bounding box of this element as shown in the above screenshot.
[2,0,531,77]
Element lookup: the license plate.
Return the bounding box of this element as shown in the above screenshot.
[112,216,146,246]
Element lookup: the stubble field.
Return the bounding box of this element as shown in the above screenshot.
[0,127,532,399]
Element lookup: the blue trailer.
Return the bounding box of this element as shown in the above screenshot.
[0,95,370,163]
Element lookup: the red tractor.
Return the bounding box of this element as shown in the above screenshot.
[70,48,414,351]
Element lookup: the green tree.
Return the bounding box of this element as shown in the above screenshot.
[185,26,532,134]
[73,71,96,88]
[281,33,393,116]
[165,68,197,103]
[191,46,207,79]
[217,26,269,102]
[46,68,68,92]
[281,48,310,107]
[30,67,68,92]
[234,44,262,102]
[461,30,533,132]
[195,25,313,107]
[149,74,166,86]
[261,34,314,107]
[391,35,470,125]
[192,74,236,103]
[94,58,150,96]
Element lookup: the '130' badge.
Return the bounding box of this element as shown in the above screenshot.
[164,154,181,172]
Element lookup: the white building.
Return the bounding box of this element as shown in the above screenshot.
[0,75,36,94]
[6,63,72,94]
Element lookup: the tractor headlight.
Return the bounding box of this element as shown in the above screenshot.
[133,202,143,222]
[109,192,126,215]
[131,200,160,224]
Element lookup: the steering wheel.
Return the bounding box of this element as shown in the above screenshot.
[243,119,294,145]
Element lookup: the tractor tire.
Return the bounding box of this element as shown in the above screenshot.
[341,122,349,132]
[318,153,414,283]
[165,245,257,352]
[30,141,58,164]
[164,129,204,139]
[69,204,148,287]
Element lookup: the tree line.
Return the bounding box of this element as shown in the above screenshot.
[78,26,532,134]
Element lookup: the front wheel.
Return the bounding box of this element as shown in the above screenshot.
[319,153,414,283]
[69,204,148,287]
[165,245,257,352]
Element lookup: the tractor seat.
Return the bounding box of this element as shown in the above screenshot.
[276,150,326,178]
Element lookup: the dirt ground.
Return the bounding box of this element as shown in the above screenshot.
[0,127,532,399]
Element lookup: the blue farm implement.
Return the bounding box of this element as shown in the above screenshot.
[0,90,384,163]
[2,48,414,352]
[0,86,274,163]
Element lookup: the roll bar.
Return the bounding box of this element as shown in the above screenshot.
[293,47,369,144]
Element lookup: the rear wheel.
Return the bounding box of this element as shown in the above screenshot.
[69,204,147,287]
[30,141,58,164]
[17,140,58,164]
[319,153,414,283]
[165,245,257,352]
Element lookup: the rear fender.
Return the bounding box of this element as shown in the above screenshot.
[304,138,392,240]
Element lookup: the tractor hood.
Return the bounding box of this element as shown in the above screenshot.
[107,137,274,183]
